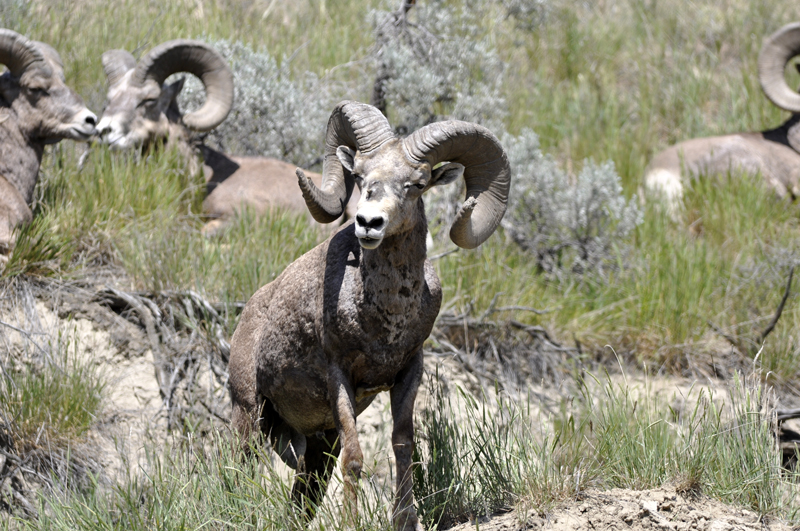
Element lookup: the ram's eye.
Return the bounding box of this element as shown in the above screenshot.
[415,182,426,189]
[405,181,425,190]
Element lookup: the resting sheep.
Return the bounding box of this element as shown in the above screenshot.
[644,22,800,211]
[0,29,97,256]
[97,40,354,234]
[228,101,510,530]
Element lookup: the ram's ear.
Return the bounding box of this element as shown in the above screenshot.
[157,76,185,113]
[336,145,356,172]
[429,162,465,188]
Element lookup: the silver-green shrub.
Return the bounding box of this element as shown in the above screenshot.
[502,129,643,278]
[367,0,508,133]
[177,39,337,168]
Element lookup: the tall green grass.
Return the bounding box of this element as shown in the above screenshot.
[29,434,399,531]
[9,145,325,301]
[411,366,798,527]
[0,330,105,461]
[8,0,381,110]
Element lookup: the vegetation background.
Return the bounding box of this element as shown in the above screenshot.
[2,0,800,528]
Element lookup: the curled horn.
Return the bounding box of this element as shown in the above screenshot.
[403,121,510,249]
[134,39,234,131]
[102,49,136,88]
[298,100,395,223]
[759,22,800,113]
[0,29,48,79]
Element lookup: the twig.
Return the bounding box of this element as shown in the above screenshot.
[776,408,800,423]
[199,400,230,424]
[757,265,794,345]
[491,305,550,315]
[706,320,739,350]
[429,248,459,261]
[508,320,576,352]
[708,266,795,354]
[0,320,49,356]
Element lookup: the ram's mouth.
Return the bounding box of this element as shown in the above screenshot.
[357,236,382,250]
[69,127,95,141]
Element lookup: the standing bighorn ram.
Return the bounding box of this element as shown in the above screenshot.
[228,101,510,530]
[0,29,97,255]
[97,40,353,233]
[645,22,800,211]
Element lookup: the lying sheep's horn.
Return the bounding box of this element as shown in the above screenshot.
[403,121,510,249]
[134,40,234,132]
[300,100,395,223]
[759,22,800,113]
[102,49,136,88]
[0,29,47,79]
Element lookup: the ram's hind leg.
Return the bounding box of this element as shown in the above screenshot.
[291,429,340,519]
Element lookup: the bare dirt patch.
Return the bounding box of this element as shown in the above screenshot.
[449,486,791,531]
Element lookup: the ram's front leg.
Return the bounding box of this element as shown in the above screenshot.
[328,364,363,526]
[390,349,424,531]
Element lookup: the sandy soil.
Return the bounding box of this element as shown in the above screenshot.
[448,486,791,530]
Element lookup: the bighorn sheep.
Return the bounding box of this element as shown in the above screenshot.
[0,29,97,255]
[644,22,800,211]
[228,101,510,530]
[97,40,353,233]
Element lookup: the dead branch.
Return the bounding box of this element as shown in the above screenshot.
[776,408,800,423]
[707,266,795,355]
[0,320,49,357]
[706,320,739,350]
[508,320,577,352]
[429,247,460,261]
[757,265,794,345]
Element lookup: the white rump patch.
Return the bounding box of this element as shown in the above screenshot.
[644,168,683,216]
[645,168,683,200]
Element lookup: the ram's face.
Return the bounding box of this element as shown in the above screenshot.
[97,73,177,149]
[1,44,96,143]
[336,139,465,250]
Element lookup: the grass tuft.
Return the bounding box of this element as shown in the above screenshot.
[0,330,104,460]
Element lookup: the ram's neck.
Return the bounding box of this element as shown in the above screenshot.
[762,113,800,153]
[359,202,429,315]
[0,112,44,203]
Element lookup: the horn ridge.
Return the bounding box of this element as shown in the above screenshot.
[302,100,394,222]
[0,29,46,79]
[759,22,800,113]
[134,39,234,132]
[403,120,510,249]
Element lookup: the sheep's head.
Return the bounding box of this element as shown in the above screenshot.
[297,101,510,250]
[97,40,233,149]
[0,29,96,143]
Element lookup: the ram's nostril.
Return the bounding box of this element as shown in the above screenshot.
[85,115,97,126]
[356,214,385,230]
[367,217,384,229]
